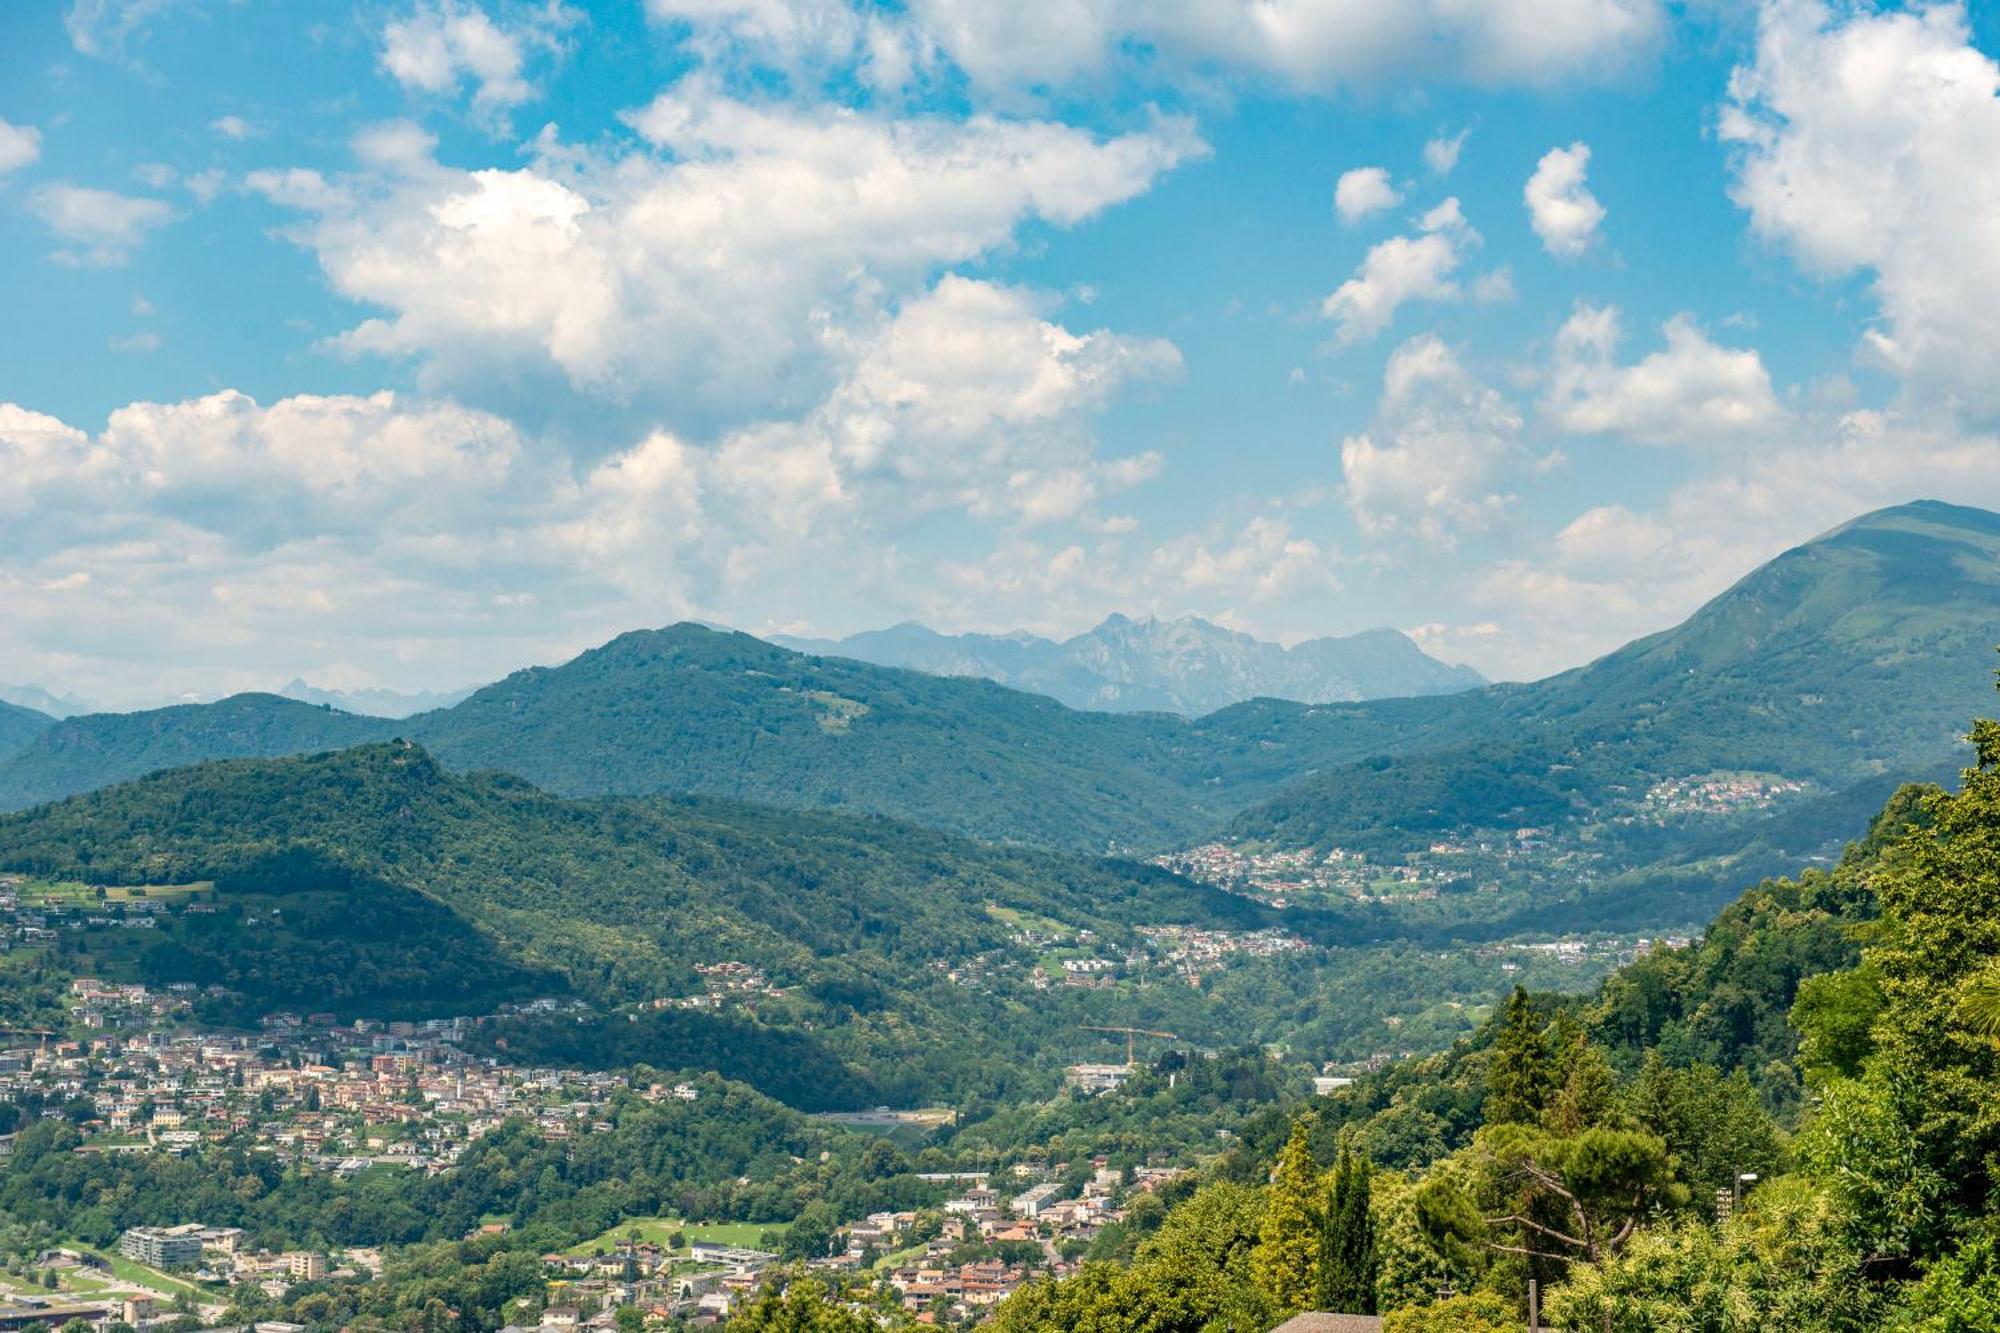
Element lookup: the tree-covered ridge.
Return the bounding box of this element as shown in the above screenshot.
[990,690,2000,1329]
[5,504,1999,872]
[0,741,1284,1107]
[0,693,390,812]
[403,623,1216,850]
[1230,500,2000,854]
[0,697,54,767]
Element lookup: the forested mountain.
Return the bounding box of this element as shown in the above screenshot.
[0,698,52,767]
[0,742,1270,1107]
[3,504,1996,879]
[0,692,391,811]
[1229,501,2000,851]
[776,614,1484,715]
[402,624,1209,849]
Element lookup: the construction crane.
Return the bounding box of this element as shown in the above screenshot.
[1080,1024,1177,1068]
[0,1026,57,1053]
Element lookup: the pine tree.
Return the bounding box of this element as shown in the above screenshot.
[1545,1023,1620,1135]
[1252,1118,1322,1311]
[1485,986,1553,1127]
[1316,1139,1378,1314]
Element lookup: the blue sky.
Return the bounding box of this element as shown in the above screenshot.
[4,0,2000,705]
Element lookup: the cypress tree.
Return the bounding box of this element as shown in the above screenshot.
[1252,1118,1321,1311]
[1485,985,1554,1126]
[1316,1139,1378,1314]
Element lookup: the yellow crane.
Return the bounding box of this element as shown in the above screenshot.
[1080,1024,1178,1067]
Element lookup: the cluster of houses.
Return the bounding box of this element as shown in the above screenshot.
[0,1011,673,1172]
[651,962,793,1013]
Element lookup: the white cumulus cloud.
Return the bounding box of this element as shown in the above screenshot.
[1546,304,1784,443]
[258,92,1201,432]
[27,183,174,266]
[1322,198,1477,343]
[1723,0,2000,416]
[380,1,572,124]
[1339,333,1552,544]
[682,0,1666,98]
[1525,141,1604,258]
[1334,166,1402,223]
[0,119,42,176]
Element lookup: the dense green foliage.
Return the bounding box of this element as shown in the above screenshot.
[0,698,53,768]
[992,684,2000,1330]
[0,693,390,811]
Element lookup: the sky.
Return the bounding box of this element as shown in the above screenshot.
[5,0,2000,706]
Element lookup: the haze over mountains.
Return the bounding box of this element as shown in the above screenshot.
[0,502,1995,905]
[775,616,1484,715]
[277,679,478,719]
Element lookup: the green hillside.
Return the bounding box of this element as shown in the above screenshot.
[989,736,2000,1331]
[0,698,52,766]
[0,692,390,811]
[0,742,1270,1107]
[403,623,1209,849]
[1230,501,2000,857]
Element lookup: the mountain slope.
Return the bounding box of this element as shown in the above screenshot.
[0,700,53,767]
[779,614,1483,715]
[0,742,1263,1106]
[1232,501,2000,854]
[0,694,392,812]
[403,624,1207,849]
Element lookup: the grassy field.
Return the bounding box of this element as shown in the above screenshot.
[21,879,212,907]
[984,904,1073,939]
[569,1218,788,1257]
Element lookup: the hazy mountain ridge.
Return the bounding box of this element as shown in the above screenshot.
[777,614,1484,715]
[0,685,93,720]
[0,694,392,812]
[278,677,479,718]
[1,503,1996,882]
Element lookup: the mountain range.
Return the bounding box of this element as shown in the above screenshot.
[277,678,478,718]
[0,502,1995,898]
[0,684,97,718]
[775,616,1484,715]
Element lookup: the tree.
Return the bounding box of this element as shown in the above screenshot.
[779,1203,837,1263]
[1421,1124,1685,1271]
[1891,1227,2000,1331]
[1545,1175,1883,1332]
[1252,1119,1321,1311]
[1380,1292,1517,1333]
[1543,1023,1618,1137]
[1485,989,1552,1128]
[1317,1139,1377,1315]
[726,1277,874,1332]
